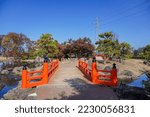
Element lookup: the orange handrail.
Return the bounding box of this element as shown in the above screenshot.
[78,58,118,87]
[21,59,59,89]
[78,60,92,80]
[28,70,42,74]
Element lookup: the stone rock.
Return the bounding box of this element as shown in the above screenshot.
[104,66,112,71]
[7,68,13,71]
[35,57,43,62]
[12,67,22,74]
[2,81,36,100]
[143,61,150,66]
[1,70,9,75]
[121,70,134,76]
[35,62,42,67]
[28,93,37,97]
[8,74,21,80]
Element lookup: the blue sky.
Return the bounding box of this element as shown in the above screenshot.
[0,0,150,49]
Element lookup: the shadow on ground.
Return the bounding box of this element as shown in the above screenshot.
[52,78,118,100]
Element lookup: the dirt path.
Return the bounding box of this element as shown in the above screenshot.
[36,61,118,100]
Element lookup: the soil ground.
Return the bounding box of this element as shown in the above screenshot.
[108,59,150,80]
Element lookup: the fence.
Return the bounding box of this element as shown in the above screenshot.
[22,59,59,89]
[78,58,118,87]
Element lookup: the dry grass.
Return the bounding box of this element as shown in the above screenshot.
[110,59,150,79]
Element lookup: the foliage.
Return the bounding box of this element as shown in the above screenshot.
[142,45,150,61]
[34,33,59,58]
[120,42,133,58]
[57,43,65,58]
[133,47,144,57]
[1,32,33,59]
[99,32,114,40]
[96,32,133,59]
[61,37,94,58]
[133,45,150,61]
[73,37,94,58]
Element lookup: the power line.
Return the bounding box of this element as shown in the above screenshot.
[100,0,150,26]
[101,0,148,22]
[92,0,149,43]
[101,7,148,27]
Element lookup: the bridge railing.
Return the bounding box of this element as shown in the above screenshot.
[78,58,118,87]
[22,59,59,89]
[78,60,92,80]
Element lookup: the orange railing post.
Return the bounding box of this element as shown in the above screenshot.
[111,63,118,86]
[22,65,27,89]
[42,59,49,84]
[91,57,98,84]
[78,58,118,87]
[21,58,59,89]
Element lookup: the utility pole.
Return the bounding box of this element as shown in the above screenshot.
[95,17,100,43]
[94,17,100,54]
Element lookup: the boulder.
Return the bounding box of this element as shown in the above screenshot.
[8,74,21,80]
[143,61,150,66]
[3,85,36,100]
[121,70,134,76]
[7,68,13,71]
[96,56,104,63]
[104,66,112,71]
[12,67,22,74]
[1,70,9,75]
[28,93,37,97]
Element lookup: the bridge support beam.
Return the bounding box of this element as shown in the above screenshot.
[22,65,27,89]
[43,59,49,84]
[111,63,118,86]
[92,57,99,84]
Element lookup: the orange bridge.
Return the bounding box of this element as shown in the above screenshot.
[21,58,118,99]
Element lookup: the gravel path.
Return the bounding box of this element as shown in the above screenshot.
[36,61,118,100]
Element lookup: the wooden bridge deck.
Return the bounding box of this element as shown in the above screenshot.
[36,60,118,100]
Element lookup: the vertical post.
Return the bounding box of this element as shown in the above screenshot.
[43,59,49,84]
[92,57,98,84]
[111,63,118,86]
[86,63,88,74]
[78,60,80,69]
[22,65,27,89]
